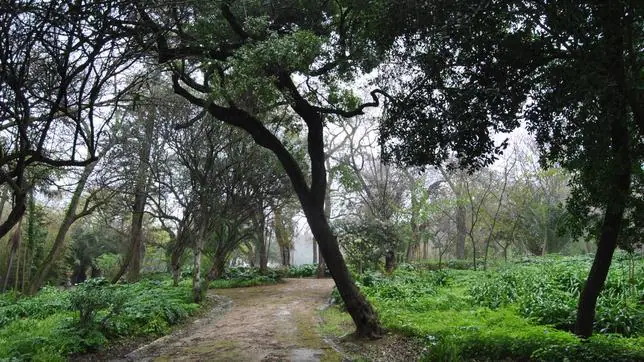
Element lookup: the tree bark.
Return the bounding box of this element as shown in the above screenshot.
[170,234,187,287]
[28,162,97,295]
[2,220,22,292]
[0,188,8,222]
[192,220,207,303]
[206,250,227,281]
[316,245,326,277]
[112,116,154,284]
[307,206,383,337]
[455,204,466,259]
[575,3,632,337]
[256,212,268,273]
[384,250,396,273]
[280,246,290,267]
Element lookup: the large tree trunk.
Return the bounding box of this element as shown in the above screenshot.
[170,235,187,287]
[257,216,268,273]
[192,221,207,303]
[2,220,22,292]
[384,250,396,273]
[312,239,318,264]
[280,246,290,267]
[274,207,292,267]
[306,206,383,338]
[112,116,154,284]
[206,250,227,281]
[575,3,632,337]
[28,162,96,295]
[317,187,331,278]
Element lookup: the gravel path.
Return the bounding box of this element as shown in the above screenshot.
[117,278,340,362]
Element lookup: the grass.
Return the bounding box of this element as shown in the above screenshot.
[327,254,644,361]
[0,278,201,361]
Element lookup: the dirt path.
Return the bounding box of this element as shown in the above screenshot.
[119,278,342,362]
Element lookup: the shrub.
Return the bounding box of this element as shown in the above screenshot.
[208,267,284,289]
[0,286,70,328]
[285,264,318,278]
[0,278,200,361]
[69,278,123,329]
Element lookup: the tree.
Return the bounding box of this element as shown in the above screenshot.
[27,158,108,294]
[0,0,139,239]
[111,95,157,284]
[376,0,643,337]
[129,1,385,337]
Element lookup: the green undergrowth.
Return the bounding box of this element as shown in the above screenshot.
[0,278,200,361]
[330,255,644,361]
[208,266,283,289]
[285,263,319,278]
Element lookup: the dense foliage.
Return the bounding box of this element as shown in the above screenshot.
[330,255,644,361]
[285,264,319,278]
[208,267,283,289]
[0,278,199,361]
[470,255,643,337]
[207,264,324,288]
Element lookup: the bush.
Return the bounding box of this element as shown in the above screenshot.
[285,264,318,278]
[69,278,123,329]
[0,278,200,361]
[0,286,70,328]
[208,267,284,289]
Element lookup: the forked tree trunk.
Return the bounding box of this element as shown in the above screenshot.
[28,162,97,295]
[112,116,154,284]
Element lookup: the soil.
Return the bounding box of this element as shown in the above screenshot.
[97,278,422,362]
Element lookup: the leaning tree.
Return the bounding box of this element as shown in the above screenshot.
[121,0,390,337]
